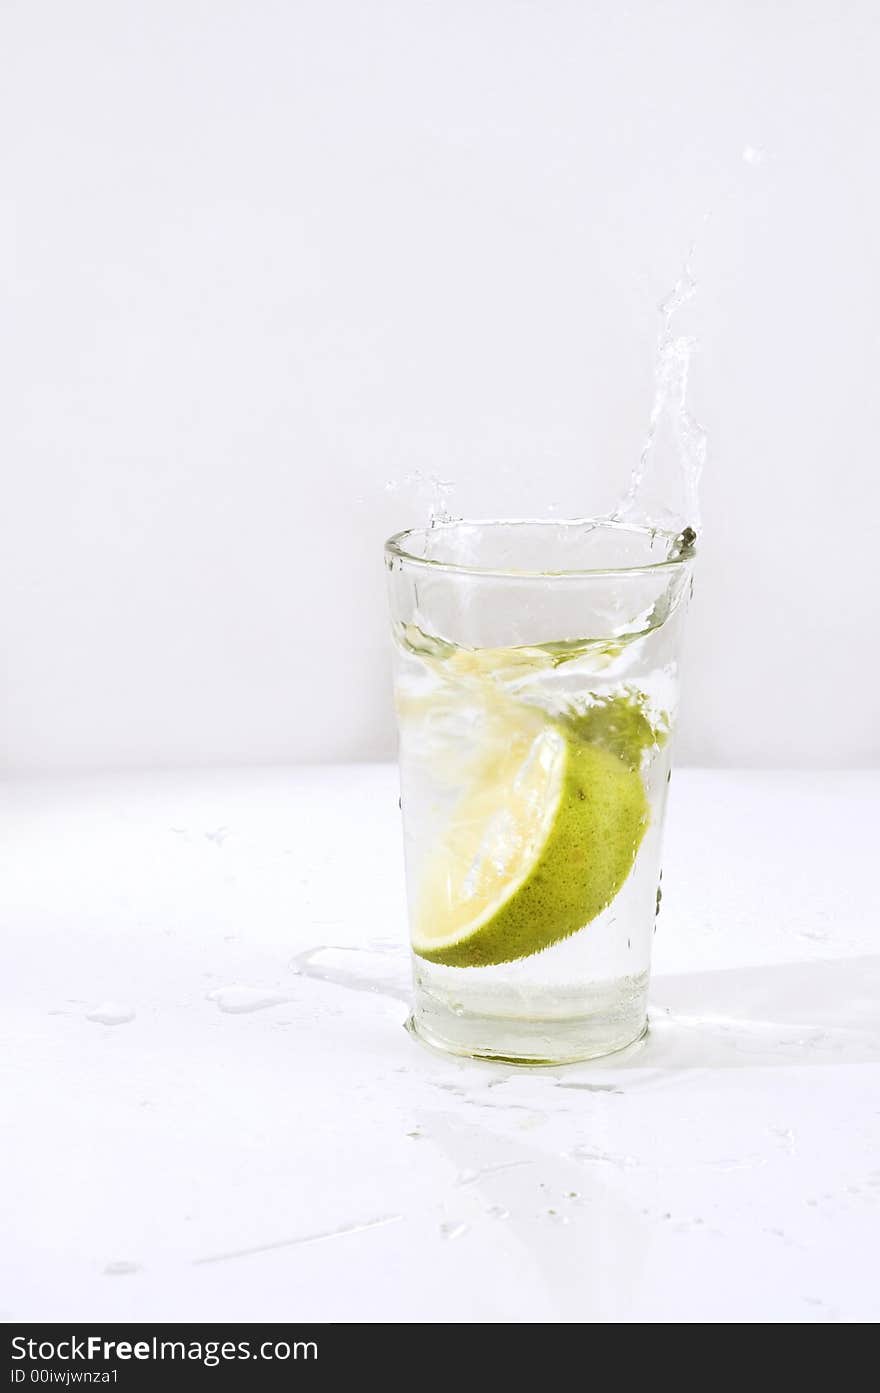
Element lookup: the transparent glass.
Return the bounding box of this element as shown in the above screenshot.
[385,519,696,1065]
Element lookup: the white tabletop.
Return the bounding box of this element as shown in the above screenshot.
[2,765,878,1324]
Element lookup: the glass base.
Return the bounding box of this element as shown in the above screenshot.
[407,976,649,1066]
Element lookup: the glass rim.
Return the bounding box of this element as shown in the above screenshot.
[384,517,697,580]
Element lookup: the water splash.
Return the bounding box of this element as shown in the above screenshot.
[613,248,707,533]
[385,471,456,525]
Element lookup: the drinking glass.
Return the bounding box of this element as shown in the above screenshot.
[385,519,695,1064]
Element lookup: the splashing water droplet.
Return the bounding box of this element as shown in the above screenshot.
[383,470,457,525]
[428,478,455,526]
[613,248,707,533]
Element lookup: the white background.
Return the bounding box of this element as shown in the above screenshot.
[4,0,879,772]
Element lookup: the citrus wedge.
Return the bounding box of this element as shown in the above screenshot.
[413,715,649,968]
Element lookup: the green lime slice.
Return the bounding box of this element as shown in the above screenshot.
[412,715,649,968]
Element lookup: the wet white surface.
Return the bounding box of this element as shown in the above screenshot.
[1,766,878,1323]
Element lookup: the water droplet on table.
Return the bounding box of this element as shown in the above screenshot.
[206,987,290,1014]
[569,1145,639,1170]
[439,1222,468,1241]
[86,1003,136,1026]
